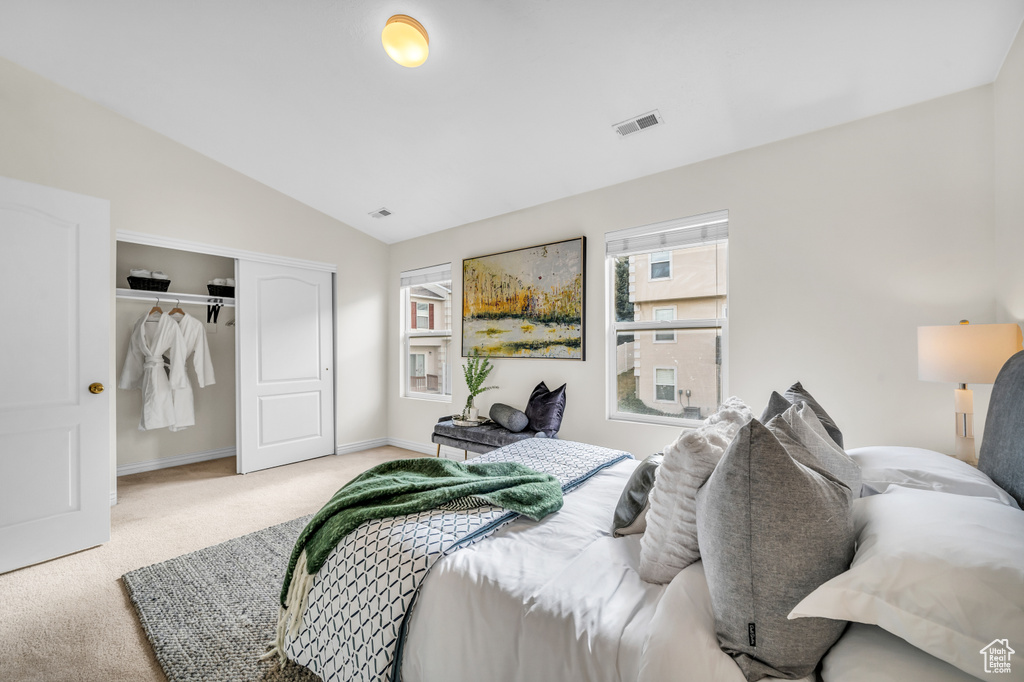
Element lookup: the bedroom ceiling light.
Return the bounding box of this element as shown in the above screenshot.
[918,320,1023,464]
[382,15,429,68]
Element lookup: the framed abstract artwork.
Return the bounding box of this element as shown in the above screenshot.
[462,237,585,359]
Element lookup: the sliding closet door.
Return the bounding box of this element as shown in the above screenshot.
[0,176,110,573]
[237,260,335,473]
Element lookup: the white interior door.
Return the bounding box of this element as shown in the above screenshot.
[237,260,335,473]
[0,176,110,574]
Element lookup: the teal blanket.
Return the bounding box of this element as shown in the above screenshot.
[280,457,562,605]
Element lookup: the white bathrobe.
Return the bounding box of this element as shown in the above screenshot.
[168,311,215,431]
[119,312,188,430]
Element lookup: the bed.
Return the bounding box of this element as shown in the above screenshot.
[278,350,1024,682]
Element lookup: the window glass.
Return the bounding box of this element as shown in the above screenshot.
[608,216,727,426]
[402,272,452,399]
[650,251,671,279]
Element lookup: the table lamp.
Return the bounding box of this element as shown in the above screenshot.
[918,320,1023,464]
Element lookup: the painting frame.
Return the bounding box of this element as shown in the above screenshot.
[462,236,586,360]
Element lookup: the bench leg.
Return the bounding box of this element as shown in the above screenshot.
[464,450,468,461]
[436,443,441,458]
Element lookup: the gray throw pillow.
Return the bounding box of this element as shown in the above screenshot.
[766,403,862,497]
[696,419,854,681]
[784,382,844,449]
[759,391,792,424]
[611,453,662,537]
[489,402,529,433]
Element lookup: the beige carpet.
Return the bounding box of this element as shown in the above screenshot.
[0,446,421,682]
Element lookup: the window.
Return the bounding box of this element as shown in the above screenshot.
[415,302,431,329]
[650,251,671,280]
[654,367,676,402]
[653,306,676,342]
[606,210,728,425]
[409,353,425,377]
[401,263,452,400]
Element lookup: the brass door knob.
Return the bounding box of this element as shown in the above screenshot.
[88,383,105,394]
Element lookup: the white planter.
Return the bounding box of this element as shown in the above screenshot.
[468,407,479,422]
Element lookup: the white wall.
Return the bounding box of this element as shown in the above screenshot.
[389,86,998,458]
[995,25,1024,325]
[0,57,390,497]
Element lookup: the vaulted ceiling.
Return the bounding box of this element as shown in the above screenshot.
[2,1,1022,243]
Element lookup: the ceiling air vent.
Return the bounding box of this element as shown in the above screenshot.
[369,207,392,219]
[612,110,664,138]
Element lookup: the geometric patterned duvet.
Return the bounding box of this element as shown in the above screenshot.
[283,439,632,682]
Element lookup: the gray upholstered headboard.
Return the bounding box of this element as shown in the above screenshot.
[978,349,1024,508]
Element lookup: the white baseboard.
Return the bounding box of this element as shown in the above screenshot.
[335,438,389,455]
[116,446,235,477]
[110,490,118,507]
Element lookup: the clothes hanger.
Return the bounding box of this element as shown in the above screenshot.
[169,299,184,317]
[149,296,163,315]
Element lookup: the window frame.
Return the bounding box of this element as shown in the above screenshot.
[649,251,672,281]
[401,270,453,402]
[605,211,728,427]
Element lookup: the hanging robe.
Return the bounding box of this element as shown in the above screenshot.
[119,311,188,430]
[168,311,215,431]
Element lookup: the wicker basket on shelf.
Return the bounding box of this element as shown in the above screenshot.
[207,284,235,297]
[127,276,171,292]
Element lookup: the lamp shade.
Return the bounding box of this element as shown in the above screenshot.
[382,15,429,68]
[918,323,1023,384]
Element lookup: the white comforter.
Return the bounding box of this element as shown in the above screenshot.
[401,459,807,682]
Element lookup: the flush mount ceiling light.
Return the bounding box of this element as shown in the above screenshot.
[382,15,429,68]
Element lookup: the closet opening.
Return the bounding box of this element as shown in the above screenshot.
[115,241,238,476]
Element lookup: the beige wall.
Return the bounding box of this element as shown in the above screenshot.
[389,85,998,458]
[114,243,237,467]
[0,58,390,497]
[995,25,1024,325]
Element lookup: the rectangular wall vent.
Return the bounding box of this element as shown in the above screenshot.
[613,110,664,138]
[369,207,392,218]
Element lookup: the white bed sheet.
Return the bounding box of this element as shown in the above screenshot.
[401,459,659,682]
[400,459,809,682]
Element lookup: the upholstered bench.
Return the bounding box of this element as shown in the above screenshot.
[431,381,566,459]
[431,418,552,459]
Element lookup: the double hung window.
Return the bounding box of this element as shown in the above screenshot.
[607,210,728,425]
[401,263,452,399]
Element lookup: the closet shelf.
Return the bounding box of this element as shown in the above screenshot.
[115,288,235,307]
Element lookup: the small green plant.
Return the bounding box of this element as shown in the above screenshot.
[462,351,497,415]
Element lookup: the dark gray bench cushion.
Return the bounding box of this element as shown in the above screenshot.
[432,419,552,453]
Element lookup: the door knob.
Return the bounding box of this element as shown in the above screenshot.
[88,383,105,394]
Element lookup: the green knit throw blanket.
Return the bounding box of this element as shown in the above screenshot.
[280,457,563,606]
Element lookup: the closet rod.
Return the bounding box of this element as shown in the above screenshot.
[114,288,235,307]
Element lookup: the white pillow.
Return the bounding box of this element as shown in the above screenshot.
[790,486,1024,678]
[822,624,979,682]
[848,446,1019,508]
[638,397,752,584]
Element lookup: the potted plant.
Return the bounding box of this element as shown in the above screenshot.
[462,352,497,421]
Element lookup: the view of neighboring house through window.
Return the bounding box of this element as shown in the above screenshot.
[606,211,728,425]
[401,263,453,400]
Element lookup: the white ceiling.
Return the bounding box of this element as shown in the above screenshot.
[2,1,1022,244]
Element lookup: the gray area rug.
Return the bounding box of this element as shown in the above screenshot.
[123,515,321,682]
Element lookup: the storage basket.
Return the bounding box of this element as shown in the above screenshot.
[127,276,171,292]
[207,284,235,297]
